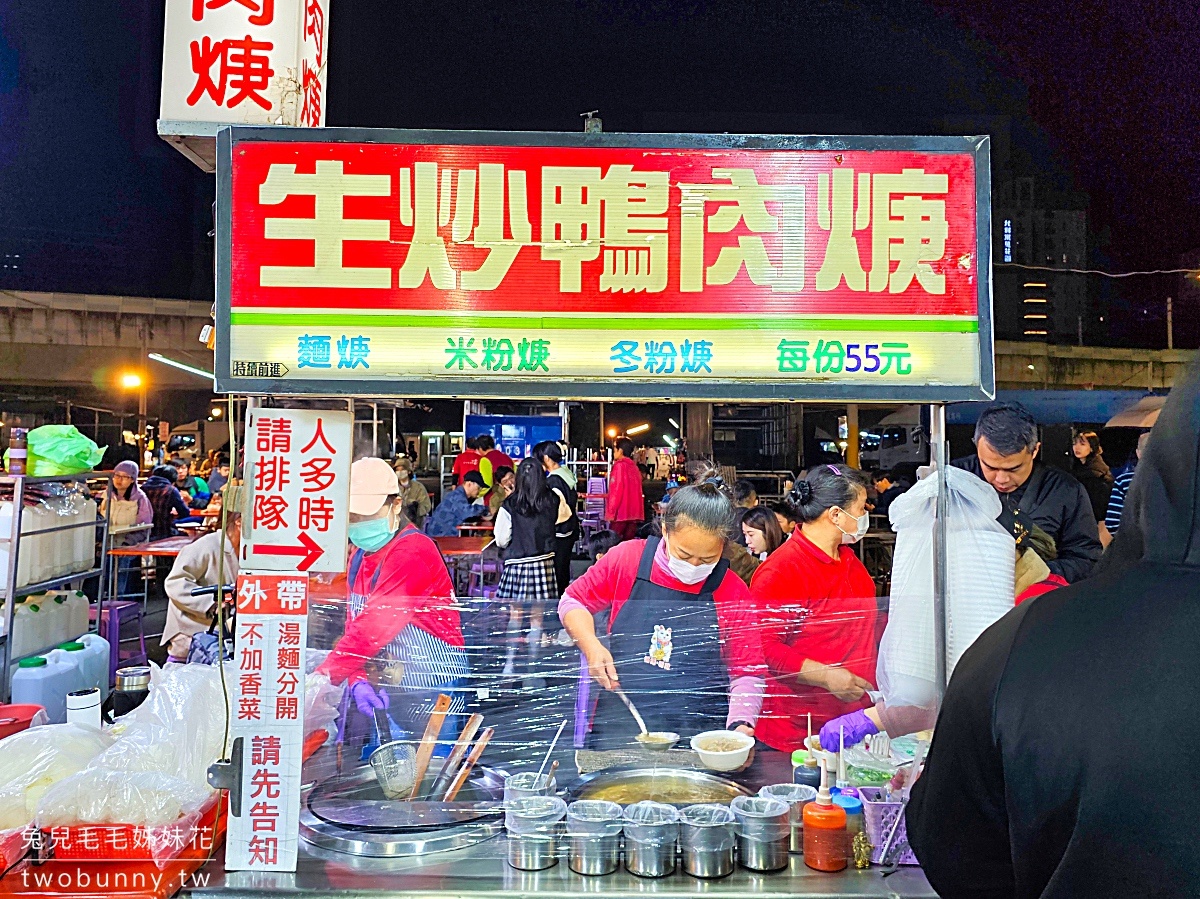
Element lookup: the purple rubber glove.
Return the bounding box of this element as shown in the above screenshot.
[819,709,878,753]
[351,681,389,716]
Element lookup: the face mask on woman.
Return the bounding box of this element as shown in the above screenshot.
[662,534,720,585]
[833,508,870,545]
[348,509,397,552]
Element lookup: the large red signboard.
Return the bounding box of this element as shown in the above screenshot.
[218,130,992,400]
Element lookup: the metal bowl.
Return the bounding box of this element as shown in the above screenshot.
[568,766,751,807]
[634,731,679,752]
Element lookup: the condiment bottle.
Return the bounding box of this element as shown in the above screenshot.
[803,760,847,872]
[7,429,27,475]
[792,750,822,789]
[833,794,864,846]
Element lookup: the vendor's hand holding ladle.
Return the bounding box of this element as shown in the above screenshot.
[582,641,620,691]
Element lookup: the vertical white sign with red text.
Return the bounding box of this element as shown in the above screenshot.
[243,408,350,574]
[226,573,308,872]
[160,0,329,129]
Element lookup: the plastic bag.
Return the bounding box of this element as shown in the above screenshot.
[36,770,211,829]
[878,468,1016,711]
[3,426,104,476]
[0,724,114,830]
[105,662,233,786]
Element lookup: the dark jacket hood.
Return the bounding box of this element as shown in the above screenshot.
[144,475,174,490]
[1104,352,1200,569]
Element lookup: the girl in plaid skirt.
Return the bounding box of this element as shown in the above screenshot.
[495,458,570,677]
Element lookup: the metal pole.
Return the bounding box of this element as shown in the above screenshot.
[845,404,860,468]
[1167,296,1174,350]
[392,406,398,457]
[599,402,605,450]
[371,402,378,457]
[1,476,25,702]
[137,385,148,466]
[930,403,949,699]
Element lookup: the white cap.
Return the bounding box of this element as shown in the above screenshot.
[349,458,399,516]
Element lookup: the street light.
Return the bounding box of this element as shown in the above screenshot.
[627,423,650,436]
[606,426,618,439]
[210,406,224,418]
[119,371,148,463]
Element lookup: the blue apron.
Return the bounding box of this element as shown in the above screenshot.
[348,528,468,749]
[590,537,730,749]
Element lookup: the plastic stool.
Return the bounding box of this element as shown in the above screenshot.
[88,601,147,683]
[467,560,501,594]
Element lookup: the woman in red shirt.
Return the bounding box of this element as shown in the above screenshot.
[752,464,879,754]
[319,458,467,754]
[560,483,766,749]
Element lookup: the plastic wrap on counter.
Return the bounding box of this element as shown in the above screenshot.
[621,801,680,847]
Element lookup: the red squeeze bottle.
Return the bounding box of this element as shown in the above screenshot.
[803,759,848,872]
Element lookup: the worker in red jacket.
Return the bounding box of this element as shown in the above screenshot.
[319,458,467,751]
[450,436,482,486]
[752,464,879,754]
[606,437,645,541]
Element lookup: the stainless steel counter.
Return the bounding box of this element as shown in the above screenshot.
[183,734,934,898]
[183,840,935,899]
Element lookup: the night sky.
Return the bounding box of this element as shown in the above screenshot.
[0,0,1196,345]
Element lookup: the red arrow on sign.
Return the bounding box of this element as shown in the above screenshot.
[254,531,324,571]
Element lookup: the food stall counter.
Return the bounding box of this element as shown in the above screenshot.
[181,749,934,899]
[183,848,934,899]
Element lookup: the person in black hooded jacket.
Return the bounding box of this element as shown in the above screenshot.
[907,351,1200,899]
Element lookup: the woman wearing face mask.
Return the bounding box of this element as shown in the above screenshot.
[559,484,767,749]
[393,457,432,530]
[751,464,879,753]
[318,458,467,748]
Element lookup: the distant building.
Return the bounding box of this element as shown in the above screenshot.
[993,177,1088,343]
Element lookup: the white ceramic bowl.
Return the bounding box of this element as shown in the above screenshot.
[690,730,754,772]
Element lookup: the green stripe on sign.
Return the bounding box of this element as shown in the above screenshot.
[230,311,979,334]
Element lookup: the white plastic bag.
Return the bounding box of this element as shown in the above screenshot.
[0,724,113,829]
[105,661,234,786]
[36,770,210,829]
[878,468,1015,711]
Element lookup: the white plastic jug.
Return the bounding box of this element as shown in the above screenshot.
[54,591,90,643]
[11,654,77,724]
[0,500,47,591]
[46,645,90,697]
[75,634,111,697]
[11,600,50,660]
[73,495,98,575]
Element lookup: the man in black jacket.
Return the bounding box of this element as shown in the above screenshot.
[908,356,1200,898]
[952,401,1100,584]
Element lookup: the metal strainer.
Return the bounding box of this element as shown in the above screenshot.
[369,740,418,799]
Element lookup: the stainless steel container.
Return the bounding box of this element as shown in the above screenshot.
[507,833,559,871]
[566,800,623,876]
[622,801,679,878]
[759,783,817,853]
[506,796,566,872]
[681,843,735,879]
[678,804,736,879]
[737,835,789,872]
[625,840,676,878]
[730,795,790,872]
